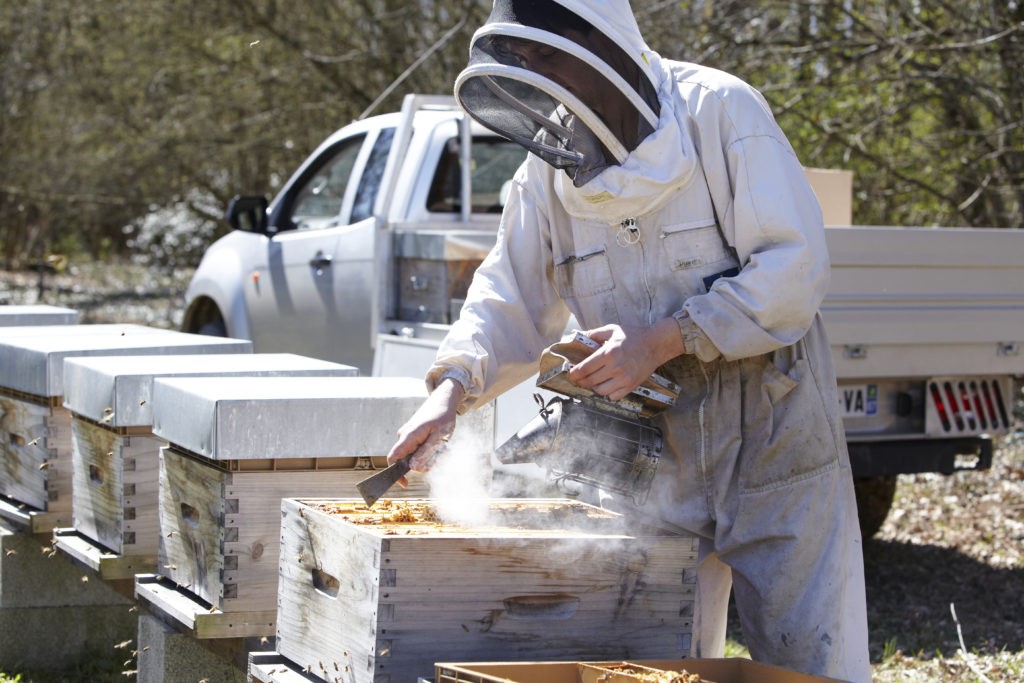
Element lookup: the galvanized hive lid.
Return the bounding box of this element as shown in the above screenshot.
[0,324,252,398]
[151,375,429,461]
[62,353,358,428]
[0,305,79,327]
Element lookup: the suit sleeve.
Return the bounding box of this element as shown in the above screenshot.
[677,78,830,362]
[426,167,571,412]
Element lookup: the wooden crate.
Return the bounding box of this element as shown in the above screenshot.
[275,498,698,683]
[0,390,73,531]
[152,447,432,637]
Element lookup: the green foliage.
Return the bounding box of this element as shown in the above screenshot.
[0,0,1020,268]
[636,0,1023,228]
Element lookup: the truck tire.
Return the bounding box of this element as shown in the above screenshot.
[184,298,228,337]
[197,317,227,337]
[853,475,898,539]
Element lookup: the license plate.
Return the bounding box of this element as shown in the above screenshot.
[839,383,878,418]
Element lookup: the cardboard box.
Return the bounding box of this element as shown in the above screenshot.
[804,167,853,227]
[435,658,849,683]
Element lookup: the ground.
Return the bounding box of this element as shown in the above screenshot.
[2,261,1023,682]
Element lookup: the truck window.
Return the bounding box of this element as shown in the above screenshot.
[427,136,527,214]
[351,127,396,222]
[289,134,367,230]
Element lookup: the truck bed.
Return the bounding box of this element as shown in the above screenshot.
[824,226,1024,379]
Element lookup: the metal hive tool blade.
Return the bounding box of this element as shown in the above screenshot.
[356,459,412,507]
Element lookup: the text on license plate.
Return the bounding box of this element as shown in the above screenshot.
[839,384,878,418]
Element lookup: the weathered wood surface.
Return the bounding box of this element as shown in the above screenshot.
[52,527,157,579]
[248,652,319,683]
[0,395,73,527]
[71,418,163,557]
[158,446,226,604]
[276,499,698,683]
[158,448,430,621]
[134,573,275,639]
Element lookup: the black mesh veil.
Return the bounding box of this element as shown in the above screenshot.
[455,0,661,187]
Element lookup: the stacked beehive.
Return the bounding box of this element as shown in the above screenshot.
[56,353,358,580]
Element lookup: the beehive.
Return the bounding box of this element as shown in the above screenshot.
[0,324,250,532]
[0,304,78,327]
[275,498,698,683]
[56,353,357,578]
[140,375,494,638]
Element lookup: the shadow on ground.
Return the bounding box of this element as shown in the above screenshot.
[724,537,1024,664]
[863,538,1024,661]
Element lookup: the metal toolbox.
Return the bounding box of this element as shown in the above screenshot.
[274,498,698,683]
[0,324,251,532]
[55,353,357,579]
[137,376,494,639]
[393,230,492,324]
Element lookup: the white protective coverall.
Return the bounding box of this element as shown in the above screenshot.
[430,1,871,680]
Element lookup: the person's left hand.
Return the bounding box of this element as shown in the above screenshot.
[567,319,682,401]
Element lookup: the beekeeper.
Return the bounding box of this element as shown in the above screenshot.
[386,1,871,680]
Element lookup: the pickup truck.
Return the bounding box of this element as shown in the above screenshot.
[183,94,1024,536]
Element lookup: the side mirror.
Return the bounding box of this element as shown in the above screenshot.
[225,195,269,233]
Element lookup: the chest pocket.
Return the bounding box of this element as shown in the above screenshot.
[553,248,614,298]
[661,220,740,293]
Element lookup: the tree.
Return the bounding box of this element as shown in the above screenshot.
[634,0,1023,228]
[1,0,1020,270]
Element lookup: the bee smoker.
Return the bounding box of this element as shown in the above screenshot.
[495,333,679,506]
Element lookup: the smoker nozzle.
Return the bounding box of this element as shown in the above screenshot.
[494,399,562,464]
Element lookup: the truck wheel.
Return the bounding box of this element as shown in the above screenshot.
[196,315,227,337]
[853,475,898,539]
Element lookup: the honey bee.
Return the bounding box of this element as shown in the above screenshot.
[114,639,132,649]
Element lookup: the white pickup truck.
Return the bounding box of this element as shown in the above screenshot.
[183,94,1024,535]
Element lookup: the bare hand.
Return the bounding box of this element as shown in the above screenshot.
[385,378,463,485]
[567,319,683,401]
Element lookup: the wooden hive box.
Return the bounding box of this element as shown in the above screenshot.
[56,353,357,579]
[0,324,250,533]
[140,375,494,639]
[275,498,698,683]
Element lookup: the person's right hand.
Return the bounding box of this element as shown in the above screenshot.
[385,377,464,485]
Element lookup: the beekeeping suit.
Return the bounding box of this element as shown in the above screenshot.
[427,1,871,680]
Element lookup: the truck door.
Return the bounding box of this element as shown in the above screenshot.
[245,128,394,373]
